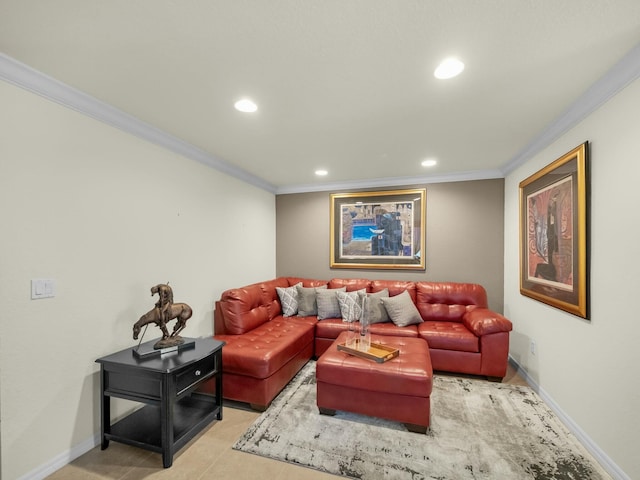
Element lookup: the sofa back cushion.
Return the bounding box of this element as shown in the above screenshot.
[328,278,372,292]
[370,280,416,302]
[262,278,292,318]
[219,278,290,334]
[286,277,328,288]
[416,282,488,322]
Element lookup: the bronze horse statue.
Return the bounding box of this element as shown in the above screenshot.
[133,302,193,340]
[132,283,192,347]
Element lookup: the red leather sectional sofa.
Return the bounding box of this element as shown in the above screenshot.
[210,277,512,410]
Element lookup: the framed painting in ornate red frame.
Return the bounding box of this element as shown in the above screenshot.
[519,142,589,318]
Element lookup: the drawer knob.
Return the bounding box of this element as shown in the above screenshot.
[195,370,201,376]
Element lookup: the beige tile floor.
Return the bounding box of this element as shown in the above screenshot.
[46,364,528,480]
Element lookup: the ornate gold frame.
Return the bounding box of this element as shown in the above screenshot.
[330,188,426,270]
[519,143,589,318]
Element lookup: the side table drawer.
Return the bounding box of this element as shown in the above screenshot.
[105,371,160,401]
[176,354,217,395]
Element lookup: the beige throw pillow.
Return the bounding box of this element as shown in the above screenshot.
[316,287,347,320]
[296,284,327,316]
[380,290,423,327]
[358,288,390,324]
[276,282,302,317]
[336,289,366,322]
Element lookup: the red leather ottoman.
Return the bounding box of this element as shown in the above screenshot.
[316,332,433,433]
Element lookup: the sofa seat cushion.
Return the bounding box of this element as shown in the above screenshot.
[315,318,350,339]
[292,314,318,326]
[215,318,315,379]
[315,319,420,340]
[418,321,479,353]
[368,322,419,337]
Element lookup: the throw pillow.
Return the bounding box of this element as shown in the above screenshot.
[336,289,366,322]
[358,288,390,324]
[276,282,302,317]
[380,290,423,327]
[316,287,347,320]
[296,284,327,316]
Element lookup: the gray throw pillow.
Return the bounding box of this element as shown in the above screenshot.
[358,288,390,324]
[380,290,423,327]
[296,284,327,316]
[336,289,366,322]
[276,282,302,317]
[316,287,347,320]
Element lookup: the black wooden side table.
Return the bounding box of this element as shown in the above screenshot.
[96,337,224,467]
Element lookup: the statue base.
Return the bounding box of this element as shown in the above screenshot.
[132,337,196,359]
[154,335,185,350]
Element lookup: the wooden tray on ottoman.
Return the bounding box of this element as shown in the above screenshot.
[337,340,400,363]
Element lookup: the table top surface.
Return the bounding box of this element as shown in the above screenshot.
[96,337,224,373]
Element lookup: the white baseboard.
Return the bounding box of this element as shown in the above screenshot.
[19,359,630,480]
[16,434,99,480]
[508,356,630,480]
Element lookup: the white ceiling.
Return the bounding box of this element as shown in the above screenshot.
[2,1,640,194]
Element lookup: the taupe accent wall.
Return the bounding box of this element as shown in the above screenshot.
[276,179,505,312]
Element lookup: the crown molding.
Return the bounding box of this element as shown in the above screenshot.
[275,169,505,195]
[0,53,277,194]
[4,41,640,196]
[502,41,640,175]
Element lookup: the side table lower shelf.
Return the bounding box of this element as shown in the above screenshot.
[106,393,221,455]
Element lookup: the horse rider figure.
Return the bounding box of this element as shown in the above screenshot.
[153,283,174,339]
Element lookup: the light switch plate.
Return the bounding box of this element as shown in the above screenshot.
[31,279,56,299]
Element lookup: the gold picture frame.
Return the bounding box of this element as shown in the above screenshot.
[519,143,589,318]
[330,188,426,270]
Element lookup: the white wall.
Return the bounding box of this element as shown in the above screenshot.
[0,81,276,480]
[504,77,640,479]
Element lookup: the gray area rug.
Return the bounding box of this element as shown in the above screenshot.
[233,361,610,479]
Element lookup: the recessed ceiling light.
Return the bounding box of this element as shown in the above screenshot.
[234,98,258,113]
[434,58,464,79]
[315,169,328,176]
[421,159,437,167]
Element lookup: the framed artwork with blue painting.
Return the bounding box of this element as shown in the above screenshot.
[330,188,426,270]
[519,142,589,319]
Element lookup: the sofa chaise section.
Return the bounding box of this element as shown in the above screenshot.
[208,278,318,410]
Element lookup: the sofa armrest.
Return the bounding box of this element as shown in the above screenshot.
[463,308,512,336]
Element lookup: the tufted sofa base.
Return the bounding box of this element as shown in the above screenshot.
[210,317,315,410]
[218,342,313,410]
[210,277,512,411]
